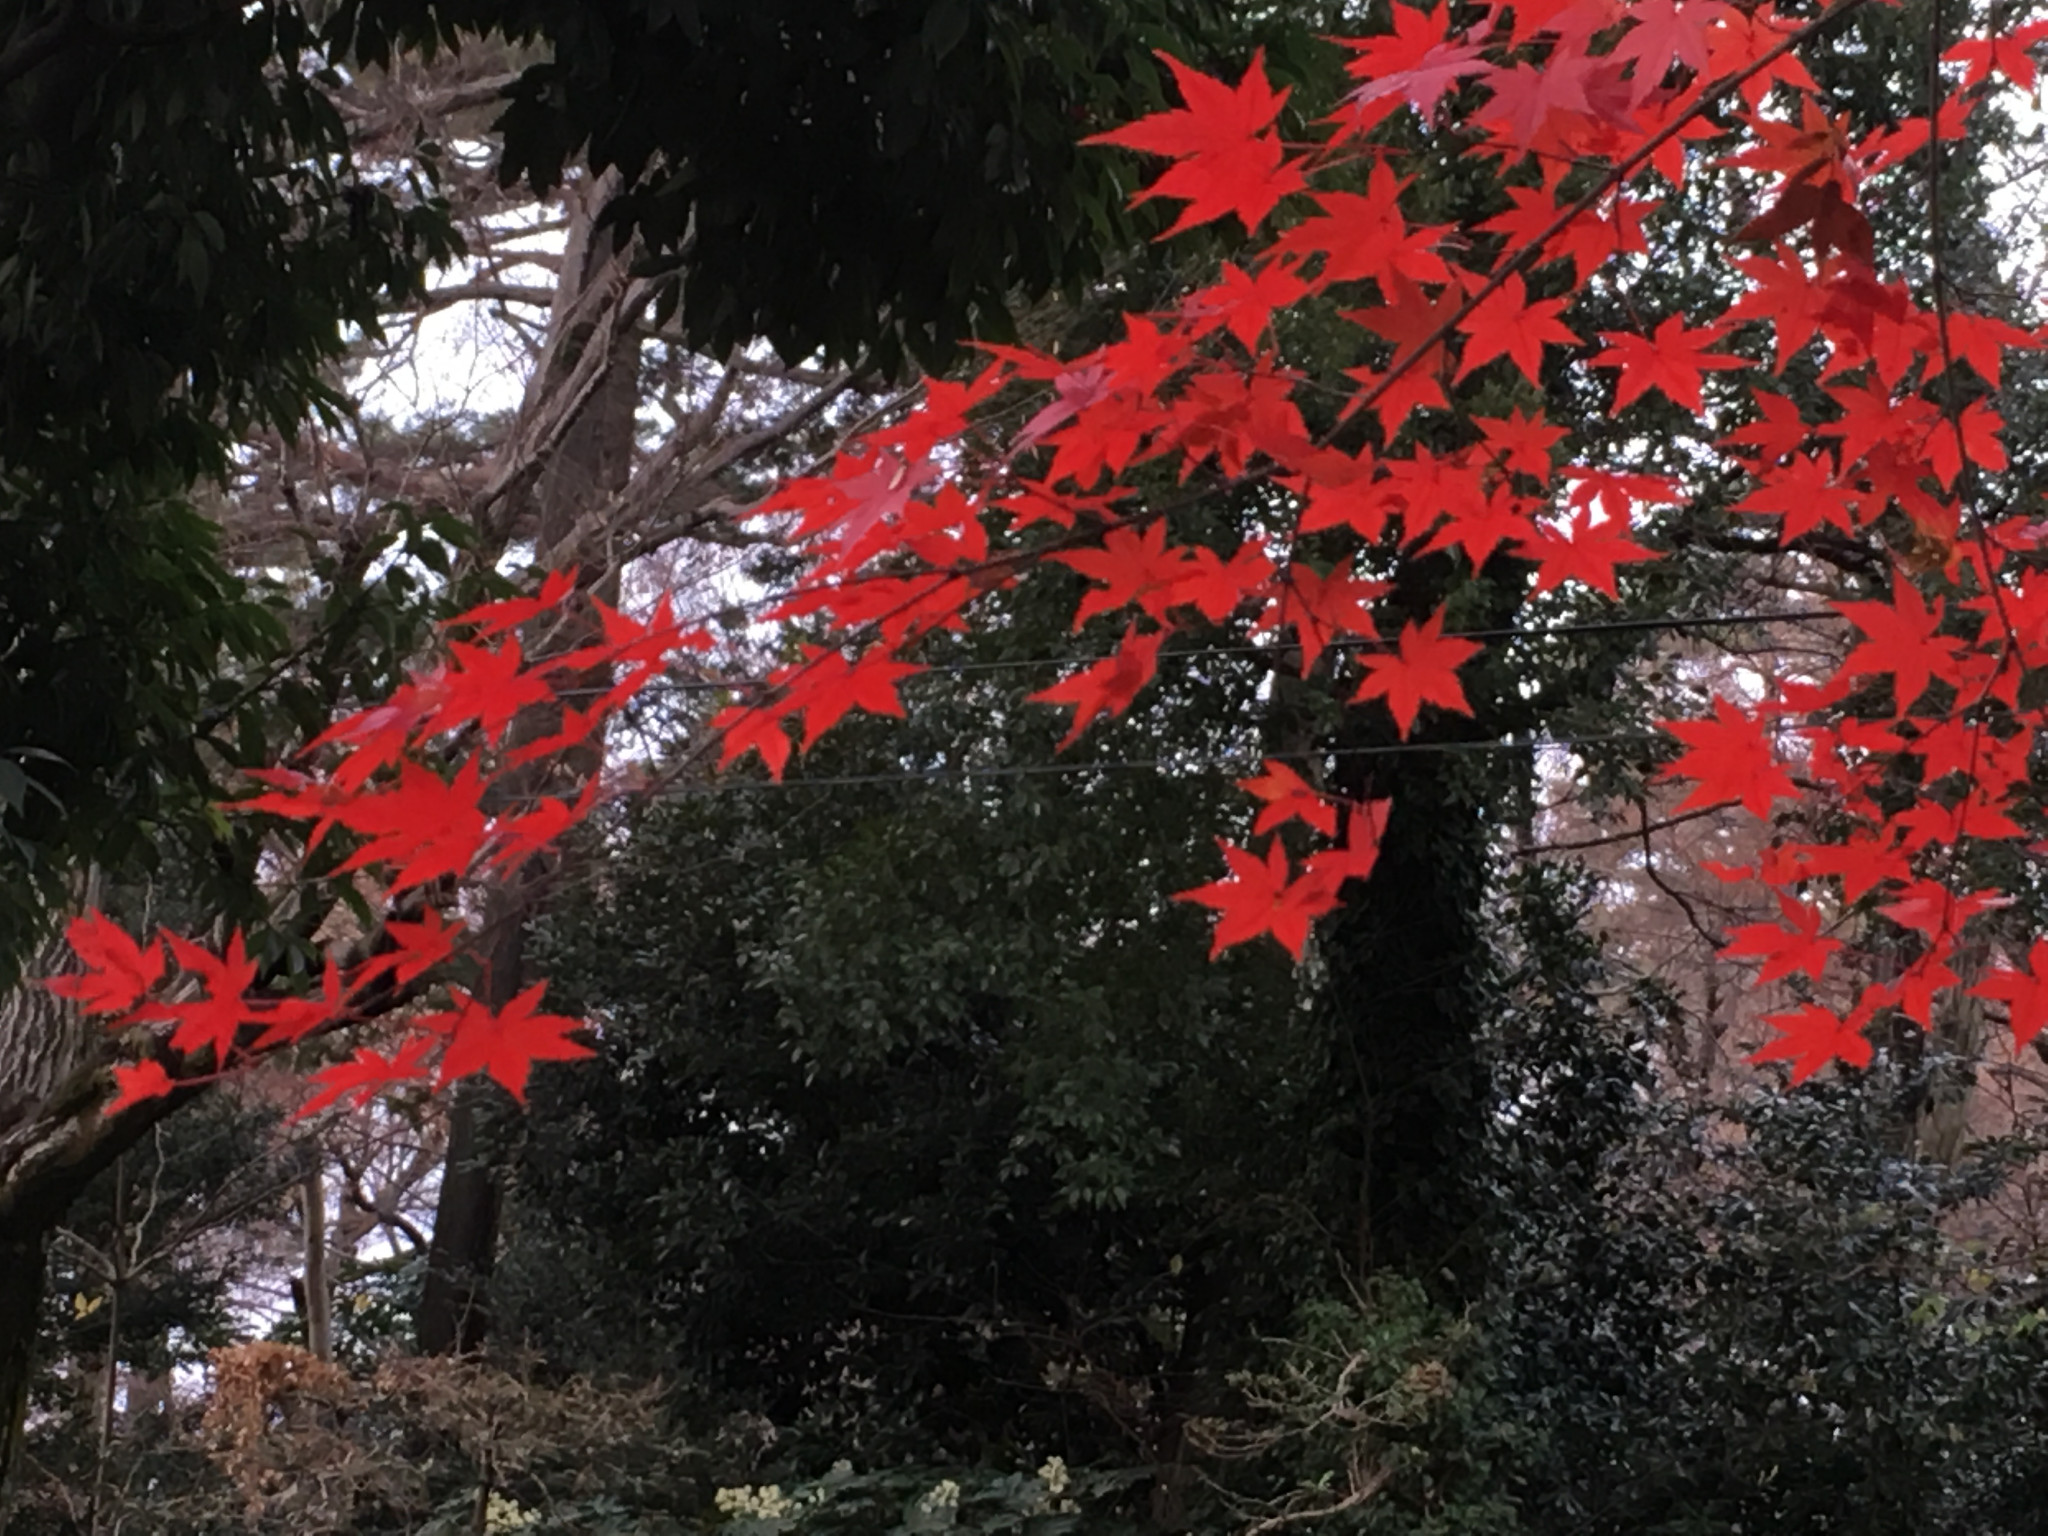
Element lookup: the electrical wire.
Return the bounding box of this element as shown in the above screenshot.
[652,732,1666,796]
[576,606,1847,701]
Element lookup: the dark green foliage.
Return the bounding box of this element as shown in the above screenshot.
[1490,1074,2048,1534]
[506,583,1328,1471]
[330,0,1338,373]
[0,0,455,973]
[1471,869,2048,1536]
[0,3,446,481]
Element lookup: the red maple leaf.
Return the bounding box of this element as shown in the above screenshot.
[1516,505,1656,597]
[1478,180,1575,269]
[416,638,554,745]
[1265,562,1387,674]
[1053,521,1209,628]
[1275,168,1452,288]
[1938,308,2040,390]
[1793,831,1907,904]
[106,1059,178,1116]
[1292,466,1401,544]
[1086,51,1305,235]
[235,767,358,857]
[544,594,703,719]
[1942,19,2048,92]
[1726,250,1835,363]
[1239,761,1339,837]
[1930,397,2009,485]
[1974,938,2048,1051]
[47,911,164,1016]
[1339,1,1488,124]
[1719,895,1841,984]
[307,693,427,792]
[1827,377,1935,472]
[332,758,493,893]
[429,982,594,1102]
[355,910,464,993]
[453,569,577,638]
[149,932,262,1065]
[1172,540,1276,623]
[786,449,933,546]
[1478,409,1568,483]
[1834,582,1959,716]
[1176,837,1342,959]
[1187,260,1310,351]
[1705,6,1818,105]
[1877,879,2009,942]
[1597,316,1748,411]
[486,785,600,876]
[297,1035,436,1119]
[1353,611,1482,738]
[713,697,797,779]
[1730,453,1862,542]
[1478,53,1622,152]
[1300,796,1394,895]
[248,962,348,1051]
[1341,271,1465,428]
[1660,696,1797,818]
[1415,483,1539,570]
[595,593,699,671]
[781,646,921,749]
[1869,950,1964,1030]
[1029,625,1168,747]
[1455,275,1579,384]
[1612,0,1730,97]
[1752,1001,1872,1083]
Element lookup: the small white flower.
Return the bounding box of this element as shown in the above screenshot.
[714,1484,796,1520]
[1037,1456,1070,1498]
[916,1478,962,1514]
[483,1492,540,1532]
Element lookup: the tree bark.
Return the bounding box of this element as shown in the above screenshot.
[417,1081,503,1355]
[1307,569,1526,1298]
[0,921,207,1500]
[416,171,645,1356]
[302,1155,332,1362]
[0,1223,46,1528]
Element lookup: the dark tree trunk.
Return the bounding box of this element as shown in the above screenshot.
[0,926,196,1502]
[1306,567,1527,1298]
[414,171,641,1355]
[0,1222,47,1525]
[416,1082,502,1355]
[1316,764,1495,1290]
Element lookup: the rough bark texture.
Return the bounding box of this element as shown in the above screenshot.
[415,171,643,1356]
[0,925,194,1500]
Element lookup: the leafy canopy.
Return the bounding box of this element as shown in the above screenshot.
[58,0,2048,1112]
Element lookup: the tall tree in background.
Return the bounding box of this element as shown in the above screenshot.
[0,0,1337,1482]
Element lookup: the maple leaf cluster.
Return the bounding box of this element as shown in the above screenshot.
[55,576,723,1115]
[714,1,2048,1075]
[56,0,2048,1108]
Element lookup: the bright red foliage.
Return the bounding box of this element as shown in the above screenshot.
[59,0,2048,1110]
[46,913,163,1015]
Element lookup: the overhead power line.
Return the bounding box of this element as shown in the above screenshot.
[592,606,1847,701]
[654,732,1667,797]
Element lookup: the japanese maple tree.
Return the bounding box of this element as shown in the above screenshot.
[58,0,2048,1104]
